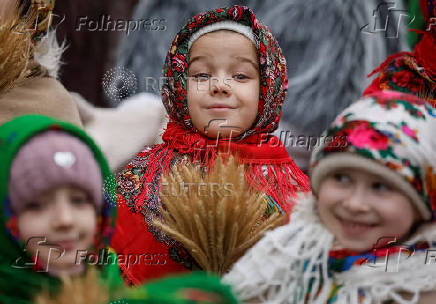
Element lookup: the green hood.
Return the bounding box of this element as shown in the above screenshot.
[0,115,116,303]
[124,272,239,304]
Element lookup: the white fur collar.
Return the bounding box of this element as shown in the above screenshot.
[224,193,436,303]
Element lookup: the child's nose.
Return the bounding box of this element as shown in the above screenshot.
[210,77,231,96]
[51,199,74,229]
[342,188,371,213]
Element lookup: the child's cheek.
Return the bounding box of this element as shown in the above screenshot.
[16,213,47,260]
[16,213,40,243]
[315,182,339,232]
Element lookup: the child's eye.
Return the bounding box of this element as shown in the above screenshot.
[333,173,351,184]
[24,201,43,211]
[372,182,391,192]
[192,73,210,81]
[234,73,248,80]
[71,194,91,205]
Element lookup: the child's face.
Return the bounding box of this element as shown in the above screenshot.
[317,168,420,252]
[187,30,260,139]
[17,186,97,276]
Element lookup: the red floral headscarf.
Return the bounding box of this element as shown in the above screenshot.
[161,5,288,136]
[139,5,309,212]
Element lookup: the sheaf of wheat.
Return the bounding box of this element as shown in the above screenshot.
[153,156,286,275]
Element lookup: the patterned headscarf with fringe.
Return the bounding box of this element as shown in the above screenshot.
[113,5,309,285]
[129,5,309,215]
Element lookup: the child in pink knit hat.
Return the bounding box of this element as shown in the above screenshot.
[0,114,116,303]
[1,114,240,304]
[8,130,105,276]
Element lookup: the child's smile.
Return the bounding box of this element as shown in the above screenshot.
[317,168,421,251]
[187,30,260,139]
[333,210,379,238]
[17,186,97,275]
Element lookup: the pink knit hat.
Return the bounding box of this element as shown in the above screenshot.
[8,130,103,213]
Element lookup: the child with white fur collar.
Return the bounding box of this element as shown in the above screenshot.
[223,90,436,303]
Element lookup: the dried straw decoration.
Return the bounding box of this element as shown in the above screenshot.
[418,88,436,108]
[0,1,44,95]
[35,268,110,304]
[153,155,287,275]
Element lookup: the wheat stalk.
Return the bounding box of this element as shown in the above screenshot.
[153,156,286,275]
[35,268,110,304]
[0,1,43,95]
[418,89,436,108]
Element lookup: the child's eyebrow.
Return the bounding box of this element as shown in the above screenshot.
[235,56,259,69]
[189,56,207,65]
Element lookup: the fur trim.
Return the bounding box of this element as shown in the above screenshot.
[335,223,436,304]
[0,7,63,95]
[73,92,168,172]
[34,30,66,78]
[223,194,334,303]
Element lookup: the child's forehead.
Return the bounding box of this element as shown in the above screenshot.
[189,30,257,54]
[324,167,391,183]
[35,185,91,199]
[197,29,249,39]
[188,53,259,70]
[188,31,258,65]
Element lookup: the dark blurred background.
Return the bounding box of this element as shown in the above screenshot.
[53,0,138,107]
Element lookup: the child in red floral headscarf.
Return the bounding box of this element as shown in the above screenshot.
[111,5,310,285]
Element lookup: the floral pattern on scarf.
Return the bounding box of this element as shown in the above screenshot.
[161,5,288,137]
[364,0,436,106]
[312,91,436,220]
